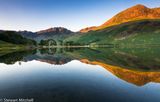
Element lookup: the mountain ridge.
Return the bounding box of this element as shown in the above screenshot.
[11,27,73,40]
[36,27,73,35]
[65,19,160,45]
[80,4,160,32]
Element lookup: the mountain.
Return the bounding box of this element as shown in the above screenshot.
[19,30,37,39]
[36,27,73,41]
[65,19,160,45]
[1,4,160,46]
[0,27,74,46]
[19,27,74,41]
[37,27,73,35]
[80,4,160,32]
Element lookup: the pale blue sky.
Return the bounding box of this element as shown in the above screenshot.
[0,0,160,32]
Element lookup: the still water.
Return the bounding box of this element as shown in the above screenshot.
[0,48,160,102]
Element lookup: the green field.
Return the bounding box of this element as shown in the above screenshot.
[0,40,23,49]
[0,40,26,55]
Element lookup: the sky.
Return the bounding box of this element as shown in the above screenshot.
[0,0,160,32]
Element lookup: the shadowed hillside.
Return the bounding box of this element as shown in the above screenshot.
[0,31,36,45]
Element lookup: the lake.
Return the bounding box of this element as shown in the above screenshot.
[0,47,160,102]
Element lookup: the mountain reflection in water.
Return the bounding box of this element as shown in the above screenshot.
[0,47,160,86]
[0,48,160,102]
[81,59,160,86]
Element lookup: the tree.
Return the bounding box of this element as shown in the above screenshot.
[39,39,57,46]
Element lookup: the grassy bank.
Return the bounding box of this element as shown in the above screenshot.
[0,40,29,55]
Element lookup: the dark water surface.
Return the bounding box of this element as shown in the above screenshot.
[0,48,160,102]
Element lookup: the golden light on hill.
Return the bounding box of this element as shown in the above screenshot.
[80,4,160,33]
[81,59,160,86]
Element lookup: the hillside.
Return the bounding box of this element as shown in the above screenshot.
[0,31,36,45]
[65,20,160,45]
[80,4,160,32]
